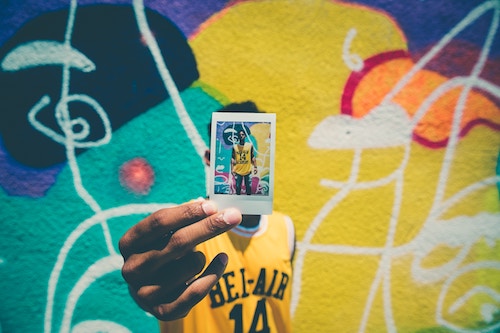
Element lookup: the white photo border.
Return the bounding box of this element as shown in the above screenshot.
[209,112,276,215]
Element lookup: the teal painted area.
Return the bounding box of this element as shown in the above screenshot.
[0,87,223,332]
[73,86,218,208]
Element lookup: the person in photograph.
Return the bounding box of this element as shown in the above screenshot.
[231,128,257,195]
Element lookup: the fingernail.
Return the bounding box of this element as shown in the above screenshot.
[218,253,228,265]
[221,208,242,225]
[202,200,218,215]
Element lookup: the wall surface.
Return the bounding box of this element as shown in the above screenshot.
[1,1,499,332]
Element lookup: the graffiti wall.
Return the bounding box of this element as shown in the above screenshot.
[1,0,499,332]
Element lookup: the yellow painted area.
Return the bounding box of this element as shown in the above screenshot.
[250,122,272,177]
[190,0,500,331]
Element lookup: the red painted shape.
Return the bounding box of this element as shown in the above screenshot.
[341,50,410,116]
[119,157,155,195]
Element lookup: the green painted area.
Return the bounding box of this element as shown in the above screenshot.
[0,87,222,332]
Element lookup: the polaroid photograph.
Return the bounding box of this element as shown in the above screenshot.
[209,112,276,215]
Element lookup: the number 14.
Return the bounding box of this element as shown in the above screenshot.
[229,298,270,333]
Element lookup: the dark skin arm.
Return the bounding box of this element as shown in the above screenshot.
[119,200,242,321]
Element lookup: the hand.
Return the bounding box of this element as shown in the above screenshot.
[119,200,242,321]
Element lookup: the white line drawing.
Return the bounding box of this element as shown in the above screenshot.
[1,0,498,332]
[342,28,364,72]
[292,1,500,332]
[1,40,95,72]
[2,0,207,331]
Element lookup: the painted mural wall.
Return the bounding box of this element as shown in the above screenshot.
[1,0,499,332]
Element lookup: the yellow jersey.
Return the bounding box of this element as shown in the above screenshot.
[160,212,295,333]
[232,142,254,176]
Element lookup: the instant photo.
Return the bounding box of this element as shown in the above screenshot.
[209,112,276,215]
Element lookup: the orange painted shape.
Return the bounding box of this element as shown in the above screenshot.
[345,54,500,148]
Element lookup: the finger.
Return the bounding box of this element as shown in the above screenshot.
[151,253,229,321]
[123,250,205,289]
[119,200,218,259]
[159,208,241,263]
[124,208,241,279]
[150,251,206,286]
[131,251,207,304]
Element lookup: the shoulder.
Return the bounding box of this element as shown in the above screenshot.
[270,211,294,229]
[268,212,295,258]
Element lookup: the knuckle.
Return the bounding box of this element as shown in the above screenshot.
[206,218,221,233]
[181,203,200,221]
[149,210,165,232]
[205,215,228,235]
[121,259,140,283]
[154,304,190,321]
[118,236,129,256]
[136,286,153,303]
[165,233,189,254]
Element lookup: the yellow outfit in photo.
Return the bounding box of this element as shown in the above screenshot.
[233,142,253,176]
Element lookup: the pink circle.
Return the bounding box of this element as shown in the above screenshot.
[119,157,155,195]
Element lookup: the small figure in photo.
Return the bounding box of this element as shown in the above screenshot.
[231,128,257,195]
